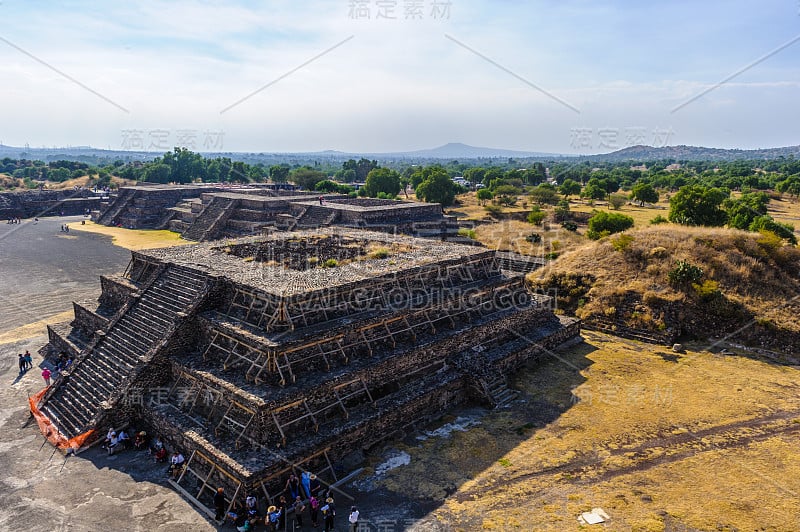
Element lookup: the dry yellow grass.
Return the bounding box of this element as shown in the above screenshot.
[0,310,73,343]
[531,225,800,339]
[373,331,800,530]
[70,221,194,251]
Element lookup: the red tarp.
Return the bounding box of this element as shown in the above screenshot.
[29,387,95,452]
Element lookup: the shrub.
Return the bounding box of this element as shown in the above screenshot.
[587,211,634,240]
[608,193,627,210]
[527,206,546,225]
[692,279,720,298]
[611,234,634,252]
[369,248,389,259]
[484,204,504,216]
[525,233,542,243]
[561,221,578,232]
[458,228,476,240]
[668,260,703,288]
[650,214,668,225]
[322,259,338,268]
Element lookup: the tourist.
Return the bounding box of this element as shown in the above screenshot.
[149,436,164,455]
[168,451,185,479]
[153,446,167,463]
[18,354,26,373]
[277,495,287,530]
[214,487,226,522]
[301,470,312,498]
[226,498,244,526]
[133,431,148,451]
[321,499,336,532]
[319,195,324,205]
[309,473,322,497]
[245,493,258,519]
[349,506,360,532]
[107,432,120,455]
[309,494,320,528]
[294,496,306,527]
[265,505,281,531]
[24,351,33,370]
[117,429,130,449]
[286,472,301,500]
[41,367,51,385]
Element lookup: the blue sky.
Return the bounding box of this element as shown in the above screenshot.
[0,0,798,154]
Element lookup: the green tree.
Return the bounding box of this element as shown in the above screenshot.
[630,182,659,206]
[269,164,290,183]
[587,211,634,239]
[143,163,171,183]
[527,205,546,225]
[290,167,327,190]
[529,184,559,205]
[668,185,729,226]
[476,188,493,206]
[749,216,797,244]
[725,191,769,230]
[581,178,607,201]
[559,178,581,199]
[415,167,457,206]
[363,168,401,197]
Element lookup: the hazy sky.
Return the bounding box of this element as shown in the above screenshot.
[1,0,799,154]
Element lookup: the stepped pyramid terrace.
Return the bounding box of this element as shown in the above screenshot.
[95,184,463,242]
[33,229,580,516]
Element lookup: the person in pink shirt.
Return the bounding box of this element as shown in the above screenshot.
[42,368,51,386]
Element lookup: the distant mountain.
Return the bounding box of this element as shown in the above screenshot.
[2,142,800,165]
[591,144,800,162]
[379,142,562,159]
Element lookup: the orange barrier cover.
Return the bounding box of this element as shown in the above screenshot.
[29,387,96,452]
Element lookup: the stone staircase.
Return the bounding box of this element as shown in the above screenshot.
[295,205,336,228]
[483,374,517,407]
[97,188,136,226]
[39,266,211,440]
[182,197,238,241]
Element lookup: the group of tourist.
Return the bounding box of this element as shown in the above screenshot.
[17,351,33,373]
[6,217,21,224]
[37,352,74,386]
[214,471,360,531]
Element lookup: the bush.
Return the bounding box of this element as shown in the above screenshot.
[611,234,634,252]
[527,206,546,225]
[525,233,542,243]
[650,214,669,225]
[322,259,338,268]
[369,248,389,259]
[668,260,703,288]
[561,221,578,232]
[692,279,720,298]
[484,204,504,216]
[458,228,476,240]
[587,211,634,240]
[608,193,627,210]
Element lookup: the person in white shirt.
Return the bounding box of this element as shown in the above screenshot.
[169,452,185,479]
[348,506,359,532]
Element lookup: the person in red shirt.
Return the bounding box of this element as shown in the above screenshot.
[41,368,51,386]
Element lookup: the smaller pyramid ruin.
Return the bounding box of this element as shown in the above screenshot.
[36,229,579,516]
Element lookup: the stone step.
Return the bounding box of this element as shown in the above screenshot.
[57,385,99,424]
[102,336,148,364]
[42,402,84,436]
[119,312,170,336]
[105,327,152,354]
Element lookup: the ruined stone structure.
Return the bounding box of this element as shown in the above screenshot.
[95,184,462,242]
[0,189,102,219]
[37,229,579,516]
[172,194,461,242]
[94,184,301,229]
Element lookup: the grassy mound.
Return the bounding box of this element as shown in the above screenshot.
[530,225,800,351]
